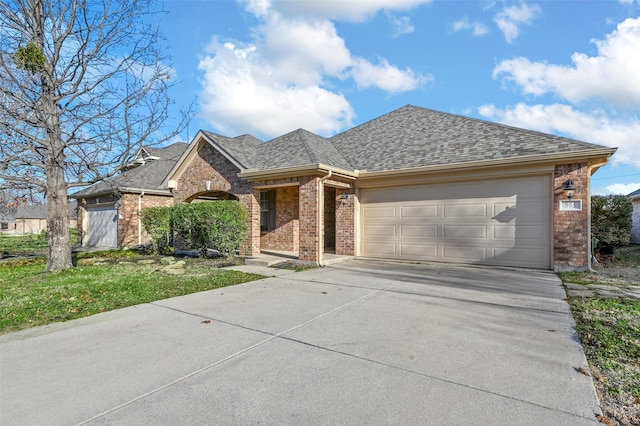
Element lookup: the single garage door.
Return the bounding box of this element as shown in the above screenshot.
[86,206,118,248]
[360,175,551,269]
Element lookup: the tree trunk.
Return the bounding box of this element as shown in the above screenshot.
[45,139,73,271]
[46,171,72,272]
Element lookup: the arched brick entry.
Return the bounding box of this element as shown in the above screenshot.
[185,191,239,203]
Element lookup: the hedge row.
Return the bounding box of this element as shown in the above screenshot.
[141,201,248,257]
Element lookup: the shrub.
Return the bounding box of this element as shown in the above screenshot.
[141,206,172,254]
[591,195,633,247]
[171,201,248,257]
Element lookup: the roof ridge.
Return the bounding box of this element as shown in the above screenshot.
[299,129,321,164]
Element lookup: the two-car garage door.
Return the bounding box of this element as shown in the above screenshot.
[360,175,551,269]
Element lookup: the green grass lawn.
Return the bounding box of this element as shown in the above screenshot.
[560,245,640,423]
[0,257,264,334]
[0,229,78,254]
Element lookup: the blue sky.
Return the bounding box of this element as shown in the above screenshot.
[157,0,640,195]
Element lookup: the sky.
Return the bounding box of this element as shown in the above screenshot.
[156,0,640,196]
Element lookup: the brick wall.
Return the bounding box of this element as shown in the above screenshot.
[118,193,173,247]
[260,185,299,252]
[174,142,252,203]
[336,189,355,256]
[553,163,589,271]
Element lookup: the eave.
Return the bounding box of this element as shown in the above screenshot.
[238,163,358,181]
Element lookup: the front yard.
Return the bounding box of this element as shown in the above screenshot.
[560,244,640,426]
[0,253,265,334]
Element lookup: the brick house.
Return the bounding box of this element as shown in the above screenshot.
[71,143,188,248]
[629,188,640,244]
[165,105,616,272]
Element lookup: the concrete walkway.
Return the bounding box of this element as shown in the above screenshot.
[0,260,601,425]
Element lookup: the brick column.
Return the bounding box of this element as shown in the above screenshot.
[298,176,320,263]
[553,163,589,272]
[336,189,355,256]
[238,191,261,256]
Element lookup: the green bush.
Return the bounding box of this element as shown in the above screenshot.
[141,206,172,254]
[591,195,633,247]
[171,201,248,257]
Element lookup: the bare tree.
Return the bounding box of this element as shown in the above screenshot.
[0,0,192,271]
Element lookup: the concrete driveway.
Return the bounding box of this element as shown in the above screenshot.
[0,260,600,425]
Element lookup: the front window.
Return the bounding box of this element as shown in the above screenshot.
[260,190,276,232]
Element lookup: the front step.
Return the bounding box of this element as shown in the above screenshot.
[244,257,288,267]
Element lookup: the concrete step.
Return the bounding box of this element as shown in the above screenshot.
[244,257,288,267]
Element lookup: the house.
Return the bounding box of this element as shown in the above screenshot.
[629,188,640,244]
[71,143,188,248]
[164,105,616,272]
[0,201,77,234]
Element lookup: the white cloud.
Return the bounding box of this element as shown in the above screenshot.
[493,3,541,43]
[198,0,426,137]
[260,14,352,86]
[606,182,640,195]
[269,0,432,22]
[493,17,640,109]
[452,17,488,36]
[351,58,429,93]
[198,41,353,137]
[478,103,640,168]
[387,13,415,37]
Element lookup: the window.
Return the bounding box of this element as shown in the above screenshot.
[260,190,276,232]
[0,222,8,230]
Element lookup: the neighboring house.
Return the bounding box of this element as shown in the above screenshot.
[165,105,616,272]
[0,201,77,235]
[629,188,640,244]
[71,143,188,248]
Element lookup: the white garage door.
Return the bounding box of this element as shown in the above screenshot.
[360,175,551,269]
[86,206,118,248]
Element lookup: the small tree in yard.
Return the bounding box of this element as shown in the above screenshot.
[171,202,248,258]
[591,195,633,247]
[0,0,192,271]
[141,206,172,254]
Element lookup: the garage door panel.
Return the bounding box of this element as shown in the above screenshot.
[443,225,487,239]
[399,225,437,238]
[363,206,396,219]
[363,225,396,237]
[493,200,547,218]
[443,203,487,218]
[360,175,551,269]
[362,242,396,256]
[400,244,438,259]
[399,205,438,218]
[443,245,487,260]
[492,247,546,266]
[493,225,546,241]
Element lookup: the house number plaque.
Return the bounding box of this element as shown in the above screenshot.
[559,200,582,211]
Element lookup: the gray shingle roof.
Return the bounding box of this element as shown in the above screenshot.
[328,105,607,172]
[202,131,262,169]
[254,129,353,171]
[629,188,640,198]
[71,143,188,198]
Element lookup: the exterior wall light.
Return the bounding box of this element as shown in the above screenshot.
[563,179,576,199]
[205,180,212,191]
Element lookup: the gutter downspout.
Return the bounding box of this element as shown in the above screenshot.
[317,170,332,267]
[138,192,144,245]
